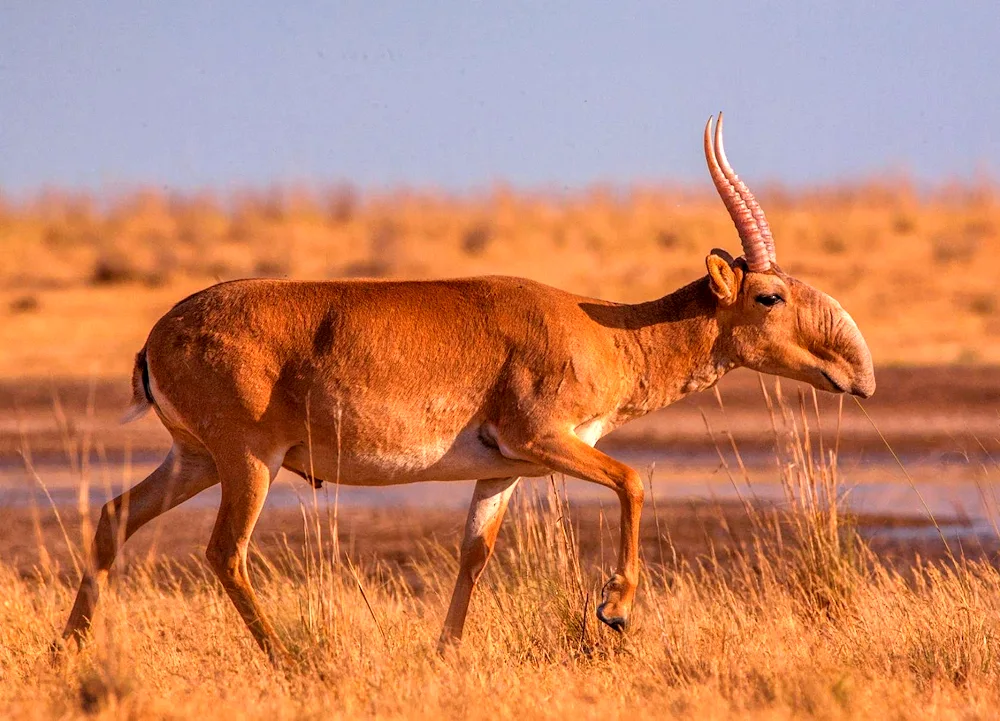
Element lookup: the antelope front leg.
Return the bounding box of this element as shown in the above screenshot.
[507,432,644,631]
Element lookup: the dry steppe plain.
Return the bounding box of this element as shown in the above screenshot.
[4,183,1000,719]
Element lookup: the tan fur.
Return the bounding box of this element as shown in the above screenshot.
[61,135,875,662]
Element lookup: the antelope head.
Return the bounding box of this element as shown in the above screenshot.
[702,114,875,398]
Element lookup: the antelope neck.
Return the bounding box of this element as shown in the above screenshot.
[616,277,734,414]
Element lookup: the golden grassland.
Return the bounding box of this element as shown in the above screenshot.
[2,179,1000,378]
[9,512,1000,720]
[4,183,1000,718]
[4,394,1000,719]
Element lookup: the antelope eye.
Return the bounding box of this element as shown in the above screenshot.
[755,294,784,307]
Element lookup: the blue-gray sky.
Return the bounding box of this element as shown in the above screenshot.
[1,2,997,194]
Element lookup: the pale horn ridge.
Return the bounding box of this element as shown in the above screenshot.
[713,112,777,265]
[704,114,770,272]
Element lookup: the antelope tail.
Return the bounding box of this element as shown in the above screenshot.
[121,347,154,423]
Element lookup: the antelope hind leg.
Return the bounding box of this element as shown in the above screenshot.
[205,449,288,664]
[438,476,520,652]
[61,444,220,647]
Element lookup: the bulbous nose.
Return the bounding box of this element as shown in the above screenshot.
[849,353,876,398]
[837,314,875,399]
[851,376,875,399]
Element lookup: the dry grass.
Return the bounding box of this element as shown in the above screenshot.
[2,179,1000,377]
[3,388,1000,719]
[3,182,1000,717]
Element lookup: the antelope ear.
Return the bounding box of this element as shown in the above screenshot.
[706,251,742,306]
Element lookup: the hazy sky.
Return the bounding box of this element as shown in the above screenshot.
[1,2,998,193]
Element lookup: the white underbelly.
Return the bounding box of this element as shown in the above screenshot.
[282,423,548,486]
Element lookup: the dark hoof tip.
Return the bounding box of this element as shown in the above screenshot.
[596,604,627,633]
[48,637,72,666]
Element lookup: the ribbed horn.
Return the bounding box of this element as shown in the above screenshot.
[704,115,770,272]
[713,113,776,264]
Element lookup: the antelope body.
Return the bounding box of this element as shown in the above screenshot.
[62,115,875,660]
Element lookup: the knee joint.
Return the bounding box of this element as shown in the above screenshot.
[620,470,644,505]
[205,542,240,580]
[459,537,492,581]
[93,503,123,558]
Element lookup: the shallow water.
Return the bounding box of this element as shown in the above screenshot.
[4,446,998,548]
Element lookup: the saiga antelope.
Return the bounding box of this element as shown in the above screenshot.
[61,114,875,661]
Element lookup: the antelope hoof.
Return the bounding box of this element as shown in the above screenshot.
[265,644,294,670]
[59,627,88,652]
[596,575,632,633]
[267,651,298,675]
[48,637,69,664]
[437,628,463,656]
[436,637,460,657]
